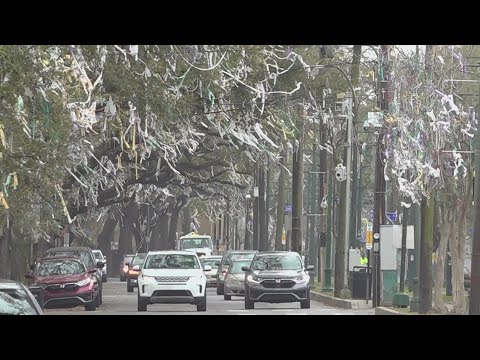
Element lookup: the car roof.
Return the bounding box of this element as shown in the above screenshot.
[146,250,200,256]
[256,251,299,256]
[0,279,25,290]
[226,250,257,254]
[203,256,222,259]
[92,249,102,253]
[39,256,80,262]
[47,247,92,252]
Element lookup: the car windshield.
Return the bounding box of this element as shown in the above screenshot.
[252,254,302,271]
[36,260,85,276]
[0,289,37,315]
[224,252,255,266]
[230,261,251,274]
[144,254,200,269]
[201,258,221,267]
[49,251,94,268]
[132,254,146,266]
[180,238,211,250]
[93,251,103,260]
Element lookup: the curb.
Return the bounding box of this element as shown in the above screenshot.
[374,307,406,315]
[311,291,351,309]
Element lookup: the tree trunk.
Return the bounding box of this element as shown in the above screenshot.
[0,224,12,279]
[275,150,287,250]
[291,108,304,254]
[118,203,138,255]
[168,208,181,250]
[182,205,191,235]
[97,212,119,277]
[419,196,434,314]
[433,205,450,311]
[152,213,169,250]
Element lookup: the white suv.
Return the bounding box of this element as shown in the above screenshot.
[136,251,210,312]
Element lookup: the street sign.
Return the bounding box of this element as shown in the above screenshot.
[386,211,397,223]
[281,228,286,245]
[253,187,259,197]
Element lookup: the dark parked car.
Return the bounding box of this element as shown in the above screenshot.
[127,253,147,292]
[26,256,100,311]
[120,254,134,282]
[242,251,314,309]
[216,250,257,295]
[45,247,104,305]
[0,279,43,315]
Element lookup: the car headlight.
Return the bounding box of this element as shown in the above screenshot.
[142,275,156,283]
[294,275,309,284]
[247,274,261,283]
[77,278,92,287]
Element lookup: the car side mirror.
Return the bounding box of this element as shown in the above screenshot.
[88,268,97,274]
[25,272,34,279]
[241,266,251,272]
[203,265,212,271]
[305,265,315,272]
[97,261,105,269]
[215,261,221,266]
[132,265,141,271]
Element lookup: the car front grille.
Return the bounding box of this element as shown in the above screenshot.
[152,290,192,297]
[154,276,189,283]
[45,283,79,292]
[261,279,296,288]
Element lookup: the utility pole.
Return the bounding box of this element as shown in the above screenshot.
[244,194,252,250]
[265,157,271,250]
[372,45,390,307]
[275,149,287,250]
[342,94,354,294]
[258,158,267,251]
[469,94,480,314]
[308,142,318,271]
[291,104,305,254]
[319,110,331,290]
[253,164,259,250]
[324,164,334,291]
[350,45,362,249]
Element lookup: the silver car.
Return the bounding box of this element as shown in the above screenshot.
[201,256,222,287]
[223,259,252,300]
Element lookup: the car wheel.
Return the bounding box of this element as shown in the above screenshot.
[300,290,311,309]
[137,292,148,312]
[224,295,231,301]
[127,283,134,293]
[85,299,97,311]
[216,282,224,295]
[244,290,254,310]
[98,288,103,305]
[102,275,107,283]
[197,291,207,312]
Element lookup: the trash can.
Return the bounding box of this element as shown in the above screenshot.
[352,266,372,300]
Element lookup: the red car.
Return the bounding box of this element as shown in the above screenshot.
[25,256,100,311]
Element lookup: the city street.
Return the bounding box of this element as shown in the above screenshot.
[45,279,374,315]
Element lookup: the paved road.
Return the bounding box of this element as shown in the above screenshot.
[45,278,373,315]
